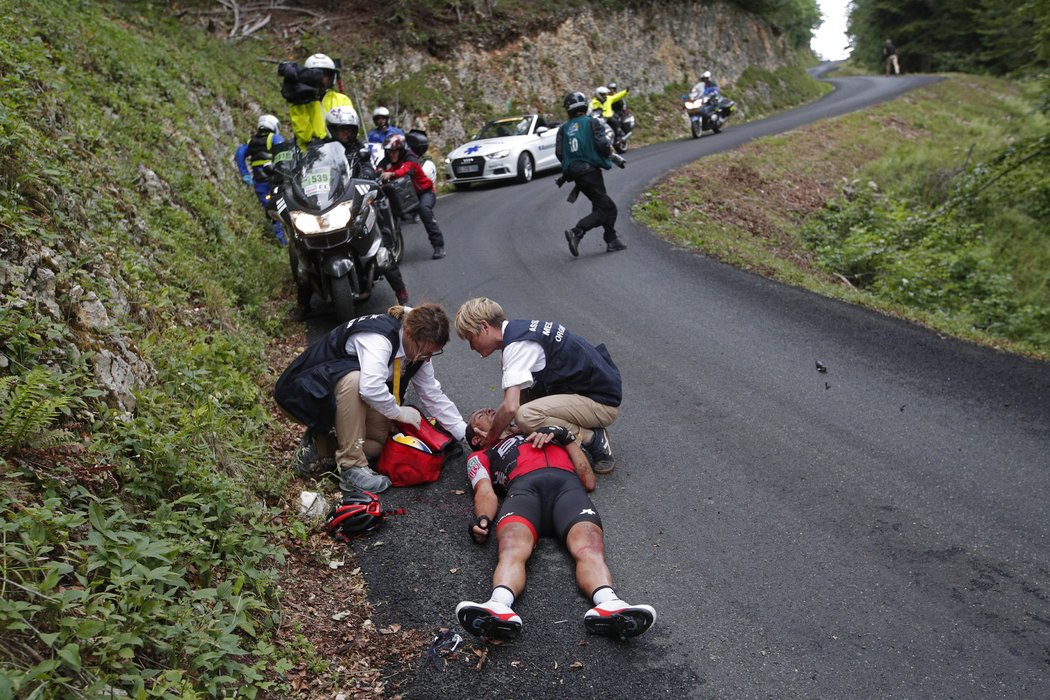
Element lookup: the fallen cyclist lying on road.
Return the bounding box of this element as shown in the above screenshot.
[455,407,655,640]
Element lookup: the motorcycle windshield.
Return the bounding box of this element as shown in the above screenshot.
[289,142,351,212]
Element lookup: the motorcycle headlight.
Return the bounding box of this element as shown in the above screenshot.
[289,201,354,235]
[685,100,702,110]
[485,149,511,160]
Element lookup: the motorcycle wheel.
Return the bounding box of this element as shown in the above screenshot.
[390,220,405,265]
[331,273,357,322]
[614,139,627,154]
[712,120,722,134]
[690,121,702,139]
[515,152,534,184]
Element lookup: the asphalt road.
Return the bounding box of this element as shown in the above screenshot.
[307,65,1050,699]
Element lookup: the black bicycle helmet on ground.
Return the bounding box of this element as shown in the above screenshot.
[325,489,384,541]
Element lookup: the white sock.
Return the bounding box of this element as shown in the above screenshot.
[491,585,515,608]
[591,585,619,606]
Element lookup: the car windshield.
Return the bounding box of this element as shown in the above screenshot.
[474,116,534,140]
[290,141,351,211]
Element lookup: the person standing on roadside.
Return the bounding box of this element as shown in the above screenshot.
[234,114,286,245]
[556,91,627,255]
[379,133,447,260]
[454,297,622,475]
[883,40,900,76]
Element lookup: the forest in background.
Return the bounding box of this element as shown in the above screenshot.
[847,0,1050,79]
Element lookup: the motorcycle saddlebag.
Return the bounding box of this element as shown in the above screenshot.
[376,406,453,487]
[385,175,420,218]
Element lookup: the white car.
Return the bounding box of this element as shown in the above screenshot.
[444,115,561,189]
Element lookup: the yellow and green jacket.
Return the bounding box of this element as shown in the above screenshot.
[290,90,354,149]
[588,89,628,118]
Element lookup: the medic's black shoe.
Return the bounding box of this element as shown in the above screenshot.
[456,600,522,639]
[584,600,655,639]
[586,427,616,475]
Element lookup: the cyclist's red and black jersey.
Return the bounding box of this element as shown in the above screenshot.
[467,434,575,498]
[466,429,601,542]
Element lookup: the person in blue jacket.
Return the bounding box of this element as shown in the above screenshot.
[234,114,286,245]
[367,106,405,145]
[454,297,621,475]
[690,70,719,98]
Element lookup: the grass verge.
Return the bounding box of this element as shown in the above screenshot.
[634,74,1049,357]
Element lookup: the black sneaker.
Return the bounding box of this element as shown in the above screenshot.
[292,431,320,476]
[565,229,582,257]
[606,237,627,252]
[432,246,446,259]
[585,428,615,474]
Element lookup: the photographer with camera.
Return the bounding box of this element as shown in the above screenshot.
[278,53,355,150]
[555,91,627,256]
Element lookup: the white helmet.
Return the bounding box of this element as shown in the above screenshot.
[304,53,336,71]
[596,86,610,98]
[372,106,390,118]
[257,114,279,133]
[326,106,360,131]
[701,70,712,80]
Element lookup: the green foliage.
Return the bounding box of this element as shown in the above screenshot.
[638,74,1049,356]
[847,0,1050,76]
[734,62,833,117]
[801,126,1050,349]
[0,368,85,452]
[731,0,822,49]
[0,0,297,694]
[0,487,285,698]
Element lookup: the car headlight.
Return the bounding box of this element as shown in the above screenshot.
[289,201,354,235]
[485,149,511,160]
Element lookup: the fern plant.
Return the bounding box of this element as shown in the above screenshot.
[0,367,82,452]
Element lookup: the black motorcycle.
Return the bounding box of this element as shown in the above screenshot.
[273,142,404,321]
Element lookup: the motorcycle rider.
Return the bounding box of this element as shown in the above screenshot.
[234,114,287,245]
[288,53,355,150]
[589,84,630,142]
[379,133,447,260]
[690,70,719,98]
[557,91,627,255]
[606,81,629,143]
[367,106,404,145]
[324,106,409,307]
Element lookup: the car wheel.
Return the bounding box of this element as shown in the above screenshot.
[515,152,534,184]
